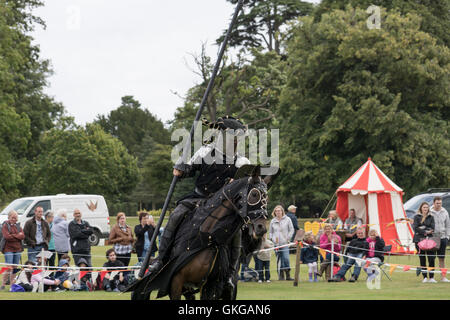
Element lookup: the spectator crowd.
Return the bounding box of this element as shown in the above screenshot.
[1,208,159,292]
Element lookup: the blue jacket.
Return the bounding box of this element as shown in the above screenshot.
[286,212,299,231]
[300,244,319,264]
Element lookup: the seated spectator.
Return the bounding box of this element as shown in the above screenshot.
[74,258,93,291]
[300,231,319,282]
[343,209,363,240]
[54,259,70,288]
[318,224,342,278]
[329,227,369,282]
[102,248,128,292]
[324,210,343,230]
[254,234,274,283]
[60,253,71,264]
[31,257,61,292]
[363,229,385,281]
[13,260,36,292]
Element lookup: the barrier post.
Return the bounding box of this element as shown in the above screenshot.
[330,238,334,279]
[293,242,301,286]
[39,248,45,293]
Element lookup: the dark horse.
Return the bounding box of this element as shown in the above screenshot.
[127,167,278,300]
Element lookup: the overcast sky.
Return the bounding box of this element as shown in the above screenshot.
[32,0,319,126]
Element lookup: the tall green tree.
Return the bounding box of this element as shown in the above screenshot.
[0,106,31,201]
[218,0,314,54]
[315,0,450,46]
[34,124,139,203]
[278,7,449,211]
[95,96,170,160]
[0,0,67,159]
[141,144,174,210]
[171,48,286,129]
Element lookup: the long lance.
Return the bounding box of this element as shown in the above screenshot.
[138,0,244,280]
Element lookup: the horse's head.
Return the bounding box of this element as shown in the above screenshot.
[244,176,269,239]
[224,166,280,240]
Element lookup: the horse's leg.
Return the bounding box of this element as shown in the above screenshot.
[170,273,184,300]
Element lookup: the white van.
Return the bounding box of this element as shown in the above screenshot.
[0,194,110,246]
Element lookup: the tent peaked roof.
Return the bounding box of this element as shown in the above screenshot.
[337,158,403,194]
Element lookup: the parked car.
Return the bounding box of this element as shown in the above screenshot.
[403,188,450,219]
[0,194,110,246]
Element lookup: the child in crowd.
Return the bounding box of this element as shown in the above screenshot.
[61,254,71,264]
[363,229,385,281]
[54,259,70,286]
[300,232,319,282]
[255,234,274,283]
[71,257,93,291]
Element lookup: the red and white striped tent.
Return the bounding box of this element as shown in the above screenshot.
[335,158,415,253]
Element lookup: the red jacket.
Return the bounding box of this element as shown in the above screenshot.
[2,222,25,253]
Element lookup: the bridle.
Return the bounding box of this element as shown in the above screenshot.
[221,185,268,226]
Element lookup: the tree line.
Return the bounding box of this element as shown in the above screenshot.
[0,0,448,217]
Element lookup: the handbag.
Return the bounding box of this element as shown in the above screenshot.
[418,236,441,251]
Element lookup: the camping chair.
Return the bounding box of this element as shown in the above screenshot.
[361,245,393,282]
[384,245,393,263]
[368,245,393,281]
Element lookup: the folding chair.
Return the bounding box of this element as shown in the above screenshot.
[384,245,393,263]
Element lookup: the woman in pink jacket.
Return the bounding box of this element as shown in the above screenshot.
[318,224,342,277]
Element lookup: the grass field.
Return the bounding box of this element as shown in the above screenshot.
[0,217,449,300]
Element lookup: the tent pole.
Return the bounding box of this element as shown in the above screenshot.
[320,192,337,219]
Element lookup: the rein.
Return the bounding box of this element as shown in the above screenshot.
[221,189,241,213]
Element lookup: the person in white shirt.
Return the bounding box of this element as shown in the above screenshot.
[430,196,450,282]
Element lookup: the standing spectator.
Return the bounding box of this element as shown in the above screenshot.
[363,229,385,281]
[53,209,71,264]
[318,224,342,279]
[324,210,343,230]
[147,215,158,258]
[102,248,128,292]
[430,196,450,282]
[269,205,294,281]
[134,212,158,262]
[45,210,56,267]
[343,209,362,241]
[254,234,273,283]
[300,231,319,282]
[286,205,299,254]
[23,206,51,263]
[413,202,437,283]
[329,227,369,282]
[109,212,134,267]
[1,210,25,290]
[68,209,93,267]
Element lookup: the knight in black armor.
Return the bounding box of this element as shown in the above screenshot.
[147,116,250,288]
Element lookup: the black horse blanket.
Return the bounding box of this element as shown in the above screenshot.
[128,178,248,298]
